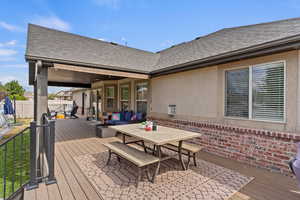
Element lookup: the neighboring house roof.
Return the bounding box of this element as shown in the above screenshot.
[26,17,300,75]
[56,90,72,97]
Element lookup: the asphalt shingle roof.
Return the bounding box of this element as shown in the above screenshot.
[26,17,300,73]
[26,24,159,73]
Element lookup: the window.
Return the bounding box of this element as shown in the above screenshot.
[136,82,148,114]
[252,62,284,121]
[225,61,285,122]
[225,68,249,118]
[120,84,130,111]
[105,86,115,109]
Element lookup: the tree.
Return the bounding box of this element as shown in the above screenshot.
[48,93,57,100]
[4,80,27,100]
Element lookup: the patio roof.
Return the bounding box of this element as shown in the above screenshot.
[26,17,300,85]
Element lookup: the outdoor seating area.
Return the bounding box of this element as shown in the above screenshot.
[108,123,201,183]
[24,119,300,200]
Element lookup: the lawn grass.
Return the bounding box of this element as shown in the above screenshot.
[1,118,32,140]
[0,128,30,199]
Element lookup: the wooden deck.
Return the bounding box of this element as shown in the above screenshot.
[24,119,300,200]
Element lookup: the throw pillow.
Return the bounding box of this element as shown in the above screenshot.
[112,113,120,121]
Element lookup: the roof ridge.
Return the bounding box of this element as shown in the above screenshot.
[155,17,300,53]
[28,23,157,55]
[156,28,227,53]
[222,17,300,30]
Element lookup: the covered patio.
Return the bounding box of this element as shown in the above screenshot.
[23,119,300,200]
[24,23,300,200]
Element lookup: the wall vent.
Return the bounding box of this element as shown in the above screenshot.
[168,104,176,116]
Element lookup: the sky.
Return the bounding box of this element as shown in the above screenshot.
[1,0,300,93]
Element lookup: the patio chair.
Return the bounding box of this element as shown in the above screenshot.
[47,108,57,120]
[289,142,300,188]
[70,105,79,119]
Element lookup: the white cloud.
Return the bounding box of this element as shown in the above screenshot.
[0,64,26,68]
[0,21,24,32]
[0,76,18,84]
[93,0,121,9]
[32,15,71,31]
[0,49,17,56]
[98,38,106,41]
[0,40,17,47]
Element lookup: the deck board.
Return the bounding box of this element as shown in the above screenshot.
[57,145,103,200]
[56,149,89,200]
[24,119,300,200]
[54,156,76,200]
[24,187,36,200]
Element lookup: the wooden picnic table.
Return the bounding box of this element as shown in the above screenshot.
[110,123,200,181]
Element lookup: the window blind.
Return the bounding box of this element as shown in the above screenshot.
[225,68,249,118]
[252,62,284,122]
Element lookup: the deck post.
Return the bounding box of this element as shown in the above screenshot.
[96,90,100,121]
[33,82,37,121]
[35,61,48,179]
[82,92,85,115]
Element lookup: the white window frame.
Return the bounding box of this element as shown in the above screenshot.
[223,60,286,123]
[135,82,148,113]
[105,86,115,109]
[120,84,130,111]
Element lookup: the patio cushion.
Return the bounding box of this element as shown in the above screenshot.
[106,120,116,125]
[113,121,130,125]
[112,113,121,121]
[120,111,125,121]
[124,111,132,121]
[131,114,137,121]
[136,112,143,121]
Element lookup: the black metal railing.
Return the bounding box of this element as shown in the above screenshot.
[0,113,56,200]
[0,127,31,200]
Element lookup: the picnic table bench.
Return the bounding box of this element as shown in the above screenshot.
[163,141,203,168]
[104,141,159,187]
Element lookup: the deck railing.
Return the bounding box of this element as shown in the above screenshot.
[0,127,31,200]
[0,113,56,200]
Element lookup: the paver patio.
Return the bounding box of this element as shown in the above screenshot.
[24,119,300,200]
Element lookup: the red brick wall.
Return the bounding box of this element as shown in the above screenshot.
[148,117,299,175]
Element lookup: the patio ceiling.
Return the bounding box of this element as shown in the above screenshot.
[28,61,149,88]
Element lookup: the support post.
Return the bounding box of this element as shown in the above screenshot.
[13,96,16,124]
[82,92,85,115]
[96,90,100,121]
[33,82,37,121]
[26,122,38,190]
[35,61,48,179]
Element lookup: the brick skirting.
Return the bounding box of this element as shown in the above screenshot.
[148,116,299,175]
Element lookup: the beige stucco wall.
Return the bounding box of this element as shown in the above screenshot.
[150,50,300,132]
[151,66,218,119]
